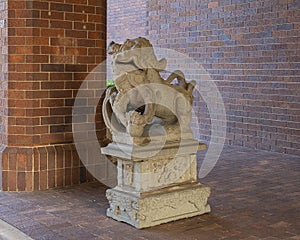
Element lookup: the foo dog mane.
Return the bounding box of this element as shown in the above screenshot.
[108,37,167,72]
[108,37,153,54]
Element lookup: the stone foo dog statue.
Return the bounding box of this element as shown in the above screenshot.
[102,38,210,229]
[103,37,196,144]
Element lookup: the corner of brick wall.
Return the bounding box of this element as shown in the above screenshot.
[0,0,8,190]
[1,144,95,191]
[1,0,107,191]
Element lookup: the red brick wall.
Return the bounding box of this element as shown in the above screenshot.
[1,0,106,191]
[107,0,148,43]
[108,0,300,156]
[0,0,8,147]
[7,0,106,146]
[0,0,8,189]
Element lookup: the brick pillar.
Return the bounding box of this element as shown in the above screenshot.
[0,0,8,189]
[0,0,107,191]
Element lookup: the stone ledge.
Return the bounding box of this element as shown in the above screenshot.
[0,219,33,240]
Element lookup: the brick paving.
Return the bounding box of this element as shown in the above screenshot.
[0,145,299,240]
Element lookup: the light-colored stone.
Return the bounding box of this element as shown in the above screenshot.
[106,182,211,229]
[103,37,196,140]
[102,140,211,228]
[102,139,202,191]
[0,220,33,240]
[102,140,199,192]
[102,37,211,229]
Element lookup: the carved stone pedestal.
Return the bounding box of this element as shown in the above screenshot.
[106,182,210,229]
[101,139,211,229]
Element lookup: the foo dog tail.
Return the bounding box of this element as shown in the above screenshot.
[166,70,196,94]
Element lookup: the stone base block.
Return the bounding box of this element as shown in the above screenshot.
[106,182,211,229]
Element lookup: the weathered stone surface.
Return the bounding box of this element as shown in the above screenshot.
[102,140,200,192]
[102,37,210,228]
[106,182,211,229]
[103,37,196,141]
[103,139,210,228]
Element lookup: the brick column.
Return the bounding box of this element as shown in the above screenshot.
[0,0,8,189]
[0,0,107,191]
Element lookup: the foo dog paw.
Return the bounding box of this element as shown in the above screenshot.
[126,111,147,125]
[126,111,147,137]
[109,92,117,105]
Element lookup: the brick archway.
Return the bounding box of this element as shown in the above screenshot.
[0,0,107,191]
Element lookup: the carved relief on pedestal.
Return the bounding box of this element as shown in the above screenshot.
[106,183,210,229]
[116,153,197,192]
[123,163,134,186]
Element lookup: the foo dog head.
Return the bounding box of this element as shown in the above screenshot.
[107,37,167,75]
[103,37,196,141]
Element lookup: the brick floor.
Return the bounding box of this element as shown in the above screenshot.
[0,145,299,240]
